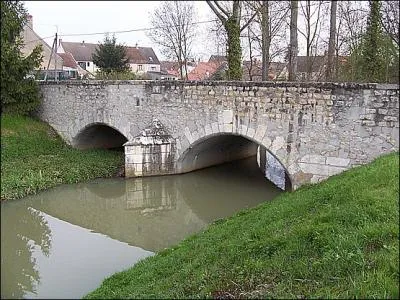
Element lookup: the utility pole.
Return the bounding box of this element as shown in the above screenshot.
[44,33,57,81]
[54,32,58,81]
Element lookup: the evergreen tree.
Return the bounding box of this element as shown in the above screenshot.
[360,0,386,82]
[92,35,129,74]
[1,1,43,115]
[340,0,399,83]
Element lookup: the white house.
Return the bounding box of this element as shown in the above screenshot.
[57,41,161,76]
[57,40,99,74]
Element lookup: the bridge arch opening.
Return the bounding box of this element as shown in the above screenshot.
[177,133,292,191]
[73,123,128,150]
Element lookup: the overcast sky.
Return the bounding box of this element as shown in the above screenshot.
[23,1,335,62]
[24,1,215,61]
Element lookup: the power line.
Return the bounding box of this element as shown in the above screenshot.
[24,35,55,44]
[58,19,219,38]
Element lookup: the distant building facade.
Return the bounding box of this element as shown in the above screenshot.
[57,41,161,77]
[21,15,63,70]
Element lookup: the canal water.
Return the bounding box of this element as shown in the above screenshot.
[1,157,282,299]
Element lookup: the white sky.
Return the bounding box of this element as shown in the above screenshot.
[24,1,215,61]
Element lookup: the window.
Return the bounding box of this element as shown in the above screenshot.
[138,65,143,71]
[151,66,156,71]
[78,62,86,70]
[87,62,90,67]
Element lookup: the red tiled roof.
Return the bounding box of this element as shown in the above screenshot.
[58,52,78,68]
[125,47,160,64]
[187,61,220,81]
[160,61,182,77]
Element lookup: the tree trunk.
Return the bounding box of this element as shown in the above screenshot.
[306,1,312,81]
[261,0,270,81]
[225,17,242,80]
[247,26,254,81]
[326,0,337,81]
[288,0,298,81]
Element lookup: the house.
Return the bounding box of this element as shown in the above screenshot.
[295,55,349,81]
[208,55,227,64]
[146,70,177,81]
[57,52,91,79]
[242,59,287,81]
[125,45,160,74]
[160,61,197,79]
[21,15,63,71]
[57,40,99,74]
[187,61,221,81]
[209,62,228,80]
[296,56,326,81]
[58,41,161,77]
[160,61,181,78]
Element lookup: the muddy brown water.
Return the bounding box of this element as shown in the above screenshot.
[1,157,282,299]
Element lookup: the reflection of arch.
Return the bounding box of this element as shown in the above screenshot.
[84,178,126,199]
[72,122,128,150]
[176,132,293,191]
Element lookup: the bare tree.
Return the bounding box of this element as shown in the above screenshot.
[325,0,337,81]
[208,19,228,57]
[380,0,399,47]
[206,1,259,80]
[335,1,369,81]
[336,1,369,55]
[244,1,290,80]
[288,0,298,81]
[147,1,196,79]
[297,1,329,81]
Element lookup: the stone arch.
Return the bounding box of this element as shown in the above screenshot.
[175,122,294,191]
[72,122,128,149]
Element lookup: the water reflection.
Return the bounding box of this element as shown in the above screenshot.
[1,205,52,298]
[1,157,282,299]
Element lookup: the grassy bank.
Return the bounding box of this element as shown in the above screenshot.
[1,114,123,201]
[86,152,399,299]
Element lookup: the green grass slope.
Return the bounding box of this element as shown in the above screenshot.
[85,152,399,299]
[1,114,123,200]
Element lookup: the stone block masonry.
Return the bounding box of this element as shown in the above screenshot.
[38,80,399,190]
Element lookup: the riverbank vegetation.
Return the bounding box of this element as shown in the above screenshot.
[86,152,399,299]
[1,114,123,201]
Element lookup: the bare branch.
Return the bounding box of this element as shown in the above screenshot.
[206,1,227,23]
[240,10,258,32]
[214,1,229,18]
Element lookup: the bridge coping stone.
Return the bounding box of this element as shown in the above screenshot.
[38,80,399,90]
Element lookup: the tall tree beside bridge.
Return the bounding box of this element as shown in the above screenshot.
[1,0,43,115]
[288,0,298,81]
[92,34,130,75]
[147,1,197,80]
[206,1,259,80]
[325,0,337,81]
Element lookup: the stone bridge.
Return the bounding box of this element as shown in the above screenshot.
[37,80,399,190]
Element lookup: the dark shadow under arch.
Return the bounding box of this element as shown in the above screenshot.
[177,133,293,191]
[73,123,128,150]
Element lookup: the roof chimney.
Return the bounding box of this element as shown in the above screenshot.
[58,38,62,47]
[27,14,33,29]
[81,40,85,46]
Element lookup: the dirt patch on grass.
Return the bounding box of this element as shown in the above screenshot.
[1,129,16,136]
